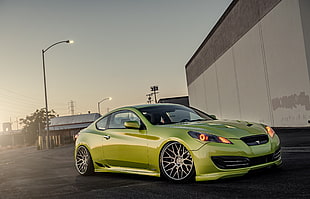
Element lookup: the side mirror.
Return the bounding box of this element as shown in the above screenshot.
[124,121,140,129]
[209,115,217,120]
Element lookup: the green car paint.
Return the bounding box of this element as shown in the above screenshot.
[75,103,282,182]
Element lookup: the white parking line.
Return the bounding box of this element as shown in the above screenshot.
[0,161,14,166]
[281,146,310,152]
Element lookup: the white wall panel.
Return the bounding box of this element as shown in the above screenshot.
[261,0,310,126]
[203,64,222,118]
[193,74,208,111]
[188,81,198,109]
[216,50,241,119]
[188,74,207,111]
[233,25,272,125]
[299,0,310,81]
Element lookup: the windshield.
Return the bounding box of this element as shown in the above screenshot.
[138,105,213,125]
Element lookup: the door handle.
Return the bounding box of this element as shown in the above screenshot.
[103,135,110,140]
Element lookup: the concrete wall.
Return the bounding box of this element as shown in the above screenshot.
[261,0,310,126]
[187,0,310,126]
[299,0,310,88]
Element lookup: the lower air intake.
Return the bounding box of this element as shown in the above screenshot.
[212,148,281,169]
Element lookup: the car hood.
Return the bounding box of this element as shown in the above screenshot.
[166,120,266,139]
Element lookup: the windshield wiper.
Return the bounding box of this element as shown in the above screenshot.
[173,119,208,124]
[189,119,208,122]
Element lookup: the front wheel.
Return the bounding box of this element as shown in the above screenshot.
[75,145,94,176]
[160,142,195,182]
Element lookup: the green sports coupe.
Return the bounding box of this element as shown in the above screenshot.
[75,103,282,182]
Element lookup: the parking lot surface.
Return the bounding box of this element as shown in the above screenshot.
[0,129,309,198]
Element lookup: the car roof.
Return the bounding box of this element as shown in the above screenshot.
[126,103,185,109]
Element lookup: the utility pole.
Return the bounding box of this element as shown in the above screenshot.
[150,86,159,103]
[15,117,19,130]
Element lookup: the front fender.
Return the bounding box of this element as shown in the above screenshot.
[146,127,204,174]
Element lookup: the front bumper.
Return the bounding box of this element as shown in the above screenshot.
[192,137,282,181]
[195,158,282,181]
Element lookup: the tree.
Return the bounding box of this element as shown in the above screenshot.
[19,108,56,144]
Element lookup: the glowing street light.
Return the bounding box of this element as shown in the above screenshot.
[98,97,112,115]
[42,40,74,149]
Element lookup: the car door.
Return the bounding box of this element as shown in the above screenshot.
[99,110,149,170]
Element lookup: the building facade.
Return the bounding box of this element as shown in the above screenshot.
[186,0,310,127]
[49,113,100,144]
[158,96,189,107]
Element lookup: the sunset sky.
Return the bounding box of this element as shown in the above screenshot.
[0,0,231,130]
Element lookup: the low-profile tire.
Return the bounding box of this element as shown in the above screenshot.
[160,141,195,182]
[75,145,94,176]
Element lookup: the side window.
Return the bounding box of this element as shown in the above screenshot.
[128,112,141,124]
[96,116,109,130]
[108,111,141,129]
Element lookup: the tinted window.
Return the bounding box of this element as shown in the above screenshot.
[138,105,212,125]
[96,116,109,130]
[108,111,141,129]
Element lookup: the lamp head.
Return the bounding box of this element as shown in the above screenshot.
[67,40,74,44]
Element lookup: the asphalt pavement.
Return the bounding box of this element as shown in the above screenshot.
[0,128,309,199]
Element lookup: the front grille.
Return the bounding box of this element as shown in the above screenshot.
[241,134,269,146]
[212,148,281,169]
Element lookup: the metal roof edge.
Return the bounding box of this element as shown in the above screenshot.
[185,0,238,69]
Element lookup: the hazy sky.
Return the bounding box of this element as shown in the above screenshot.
[0,0,231,130]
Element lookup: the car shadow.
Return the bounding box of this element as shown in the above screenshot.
[73,165,284,193]
[74,172,162,192]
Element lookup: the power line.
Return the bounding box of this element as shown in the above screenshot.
[0,87,41,104]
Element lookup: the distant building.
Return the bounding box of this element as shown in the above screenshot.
[49,113,100,144]
[0,122,23,147]
[158,96,189,107]
[186,0,310,127]
[2,122,12,132]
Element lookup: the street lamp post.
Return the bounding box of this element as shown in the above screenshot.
[42,40,74,149]
[98,97,112,115]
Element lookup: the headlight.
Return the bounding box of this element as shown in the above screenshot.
[188,131,232,144]
[265,126,275,138]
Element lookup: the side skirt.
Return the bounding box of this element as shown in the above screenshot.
[95,167,160,177]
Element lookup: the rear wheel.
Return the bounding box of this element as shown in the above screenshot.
[160,142,195,182]
[75,145,94,176]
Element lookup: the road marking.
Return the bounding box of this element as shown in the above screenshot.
[281,146,310,153]
[0,161,14,166]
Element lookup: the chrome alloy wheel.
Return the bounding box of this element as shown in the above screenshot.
[75,146,94,175]
[160,142,194,181]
